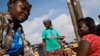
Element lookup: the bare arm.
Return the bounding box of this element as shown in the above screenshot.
[77,40,90,56]
[43,39,46,51]
[42,39,47,56]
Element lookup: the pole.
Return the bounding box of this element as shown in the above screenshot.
[66,0,83,42]
[74,0,83,20]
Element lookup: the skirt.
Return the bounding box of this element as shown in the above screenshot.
[46,49,64,56]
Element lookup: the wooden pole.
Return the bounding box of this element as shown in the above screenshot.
[66,0,83,42]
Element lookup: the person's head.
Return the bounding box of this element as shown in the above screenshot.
[84,17,95,27]
[77,17,96,37]
[8,0,32,23]
[98,14,100,19]
[96,24,100,36]
[43,19,52,29]
[84,17,96,34]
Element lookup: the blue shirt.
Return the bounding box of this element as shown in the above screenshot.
[7,29,23,56]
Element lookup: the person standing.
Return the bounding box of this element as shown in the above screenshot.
[42,19,63,56]
[0,0,33,56]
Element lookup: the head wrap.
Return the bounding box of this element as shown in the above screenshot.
[43,19,51,23]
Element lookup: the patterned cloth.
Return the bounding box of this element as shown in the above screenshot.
[46,49,64,56]
[82,34,100,56]
[0,12,34,56]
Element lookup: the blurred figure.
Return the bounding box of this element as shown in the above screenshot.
[96,15,100,36]
[42,19,63,56]
[77,17,100,56]
[37,44,45,56]
[98,14,100,20]
[96,24,100,36]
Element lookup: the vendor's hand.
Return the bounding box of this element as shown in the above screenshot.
[44,51,47,56]
[0,50,6,56]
